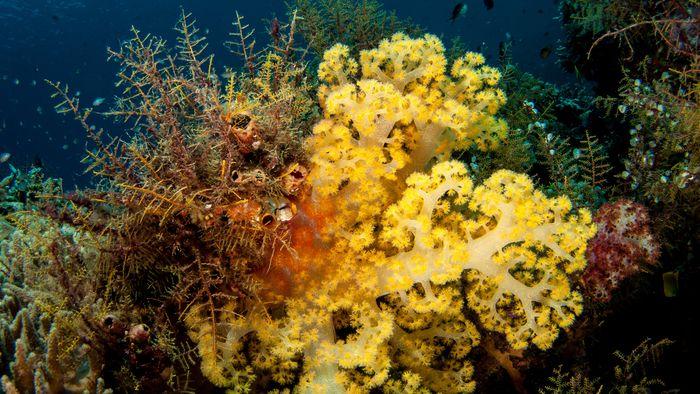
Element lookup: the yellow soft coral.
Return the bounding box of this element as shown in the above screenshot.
[316,33,507,174]
[184,302,255,390]
[374,163,594,350]
[309,33,507,236]
[185,34,596,394]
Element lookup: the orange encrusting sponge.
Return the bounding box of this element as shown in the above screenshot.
[259,194,337,299]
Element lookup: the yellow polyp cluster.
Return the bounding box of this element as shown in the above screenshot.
[373,164,595,351]
[317,43,358,86]
[184,302,255,389]
[309,32,507,240]
[358,33,447,90]
[186,34,596,393]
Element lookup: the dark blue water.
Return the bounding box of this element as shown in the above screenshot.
[0,0,566,188]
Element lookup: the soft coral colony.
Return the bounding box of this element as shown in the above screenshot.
[1,14,597,394]
[190,33,595,392]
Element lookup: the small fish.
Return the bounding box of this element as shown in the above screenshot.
[539,46,552,59]
[51,14,60,22]
[0,152,10,163]
[449,3,468,23]
[36,106,43,115]
[92,97,105,106]
[484,0,494,10]
[31,80,36,86]
[75,90,81,97]
[13,78,19,85]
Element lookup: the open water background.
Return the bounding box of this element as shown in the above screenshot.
[0,0,567,188]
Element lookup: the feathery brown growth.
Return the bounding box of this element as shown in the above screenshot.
[45,10,314,390]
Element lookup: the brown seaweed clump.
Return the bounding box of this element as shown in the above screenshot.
[18,9,317,391]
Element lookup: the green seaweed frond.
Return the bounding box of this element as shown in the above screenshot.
[567,0,611,35]
[292,0,420,58]
[611,338,672,392]
[539,366,600,394]
[536,129,578,192]
[540,338,674,393]
[579,130,611,190]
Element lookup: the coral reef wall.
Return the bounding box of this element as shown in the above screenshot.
[2,0,697,391]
